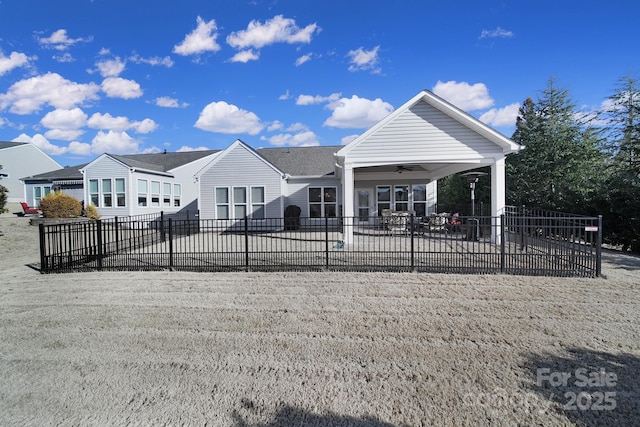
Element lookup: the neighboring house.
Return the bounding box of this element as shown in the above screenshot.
[0,141,62,203]
[21,164,86,207]
[80,150,220,218]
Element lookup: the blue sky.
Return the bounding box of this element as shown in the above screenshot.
[1,0,638,167]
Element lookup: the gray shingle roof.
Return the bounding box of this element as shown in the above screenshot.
[22,164,86,181]
[0,141,28,150]
[257,146,341,176]
[111,150,220,173]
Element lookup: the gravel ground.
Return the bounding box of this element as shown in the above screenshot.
[1,205,639,426]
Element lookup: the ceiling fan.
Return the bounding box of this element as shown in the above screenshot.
[394,165,415,173]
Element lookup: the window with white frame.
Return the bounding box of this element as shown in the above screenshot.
[394,185,409,212]
[102,179,113,207]
[137,179,148,207]
[412,184,427,217]
[163,182,171,207]
[233,187,247,219]
[151,181,160,207]
[309,187,336,218]
[376,186,391,216]
[251,187,265,219]
[173,184,181,207]
[89,179,99,206]
[115,178,126,207]
[34,185,52,206]
[215,187,229,219]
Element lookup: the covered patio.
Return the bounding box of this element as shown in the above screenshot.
[335,90,521,244]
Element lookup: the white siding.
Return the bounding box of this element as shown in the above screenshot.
[0,144,61,202]
[83,156,132,218]
[285,177,342,217]
[199,144,283,220]
[345,101,502,164]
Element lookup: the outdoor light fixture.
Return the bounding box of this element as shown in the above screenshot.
[461,171,487,217]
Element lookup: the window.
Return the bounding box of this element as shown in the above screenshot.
[377,186,391,216]
[163,182,172,207]
[394,185,409,212]
[173,184,181,207]
[116,178,126,207]
[89,179,99,207]
[233,187,247,219]
[102,179,113,207]
[151,181,160,207]
[309,186,336,218]
[215,187,229,219]
[34,186,51,206]
[412,184,427,217]
[137,179,148,207]
[251,187,265,219]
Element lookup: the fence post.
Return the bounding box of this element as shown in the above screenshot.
[596,215,602,277]
[410,214,415,271]
[160,211,165,242]
[39,223,47,273]
[244,216,249,272]
[96,219,103,271]
[500,214,505,274]
[168,218,173,270]
[325,216,329,269]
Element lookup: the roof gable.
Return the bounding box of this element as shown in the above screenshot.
[195,140,283,178]
[337,90,520,159]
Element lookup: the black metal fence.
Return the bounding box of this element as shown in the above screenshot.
[38,208,602,277]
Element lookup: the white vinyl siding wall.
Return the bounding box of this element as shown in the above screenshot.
[198,144,283,220]
[344,101,503,163]
[82,156,131,218]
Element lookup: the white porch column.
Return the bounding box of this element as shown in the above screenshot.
[491,157,506,244]
[342,163,354,244]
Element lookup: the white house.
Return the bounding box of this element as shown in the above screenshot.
[80,150,220,218]
[0,141,62,203]
[195,90,520,244]
[21,164,86,207]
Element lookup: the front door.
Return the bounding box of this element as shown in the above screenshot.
[355,188,374,224]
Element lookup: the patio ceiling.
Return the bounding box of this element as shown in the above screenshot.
[354,162,489,182]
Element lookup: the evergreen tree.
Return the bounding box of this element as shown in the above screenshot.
[0,165,8,214]
[507,79,605,214]
[599,74,640,251]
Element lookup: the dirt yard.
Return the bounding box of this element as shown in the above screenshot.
[1,204,639,426]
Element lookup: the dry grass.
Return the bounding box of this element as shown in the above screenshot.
[1,206,639,426]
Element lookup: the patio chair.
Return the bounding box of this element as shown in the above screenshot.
[388,212,409,236]
[428,213,448,233]
[19,202,41,217]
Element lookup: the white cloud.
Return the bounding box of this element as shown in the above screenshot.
[432,80,495,111]
[44,129,85,141]
[67,140,91,155]
[177,145,210,152]
[268,121,284,131]
[40,107,88,130]
[229,50,259,63]
[194,101,264,135]
[480,27,514,39]
[173,16,221,56]
[53,52,74,63]
[341,134,359,145]
[278,90,291,100]
[0,72,100,114]
[479,102,520,127]
[87,112,157,134]
[96,57,125,77]
[295,53,312,66]
[155,96,188,108]
[101,77,142,99]
[90,130,139,154]
[227,15,319,50]
[0,51,34,75]
[347,46,381,73]
[128,53,174,67]
[265,130,319,147]
[296,92,341,106]
[324,95,394,129]
[38,29,91,51]
[13,133,68,155]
